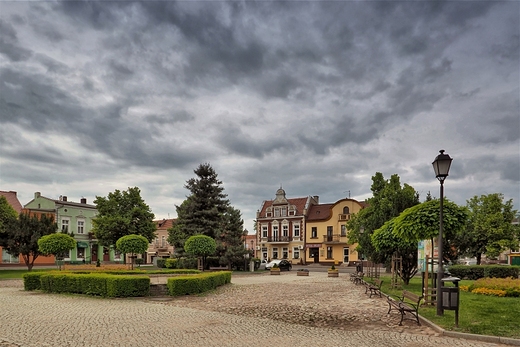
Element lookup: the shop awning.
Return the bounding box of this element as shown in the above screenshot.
[77,241,89,248]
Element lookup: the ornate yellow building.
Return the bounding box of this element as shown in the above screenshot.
[304,198,365,266]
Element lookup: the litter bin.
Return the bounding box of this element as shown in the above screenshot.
[355,262,363,274]
[441,276,461,327]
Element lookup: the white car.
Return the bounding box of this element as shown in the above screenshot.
[265,259,282,270]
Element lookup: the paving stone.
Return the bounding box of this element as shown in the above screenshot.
[0,273,515,347]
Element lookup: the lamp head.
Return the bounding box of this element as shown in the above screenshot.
[432,149,452,182]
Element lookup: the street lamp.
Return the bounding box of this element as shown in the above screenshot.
[432,149,453,316]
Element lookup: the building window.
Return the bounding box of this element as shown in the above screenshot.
[274,208,280,217]
[282,225,288,237]
[77,220,85,234]
[1,249,19,263]
[293,247,300,259]
[272,248,279,259]
[61,250,70,259]
[161,236,166,247]
[262,225,268,238]
[273,225,279,239]
[61,218,69,233]
[343,206,350,214]
[311,227,317,238]
[282,247,288,259]
[154,237,159,246]
[281,207,287,216]
[77,247,85,259]
[341,225,347,237]
[293,224,300,237]
[327,246,333,259]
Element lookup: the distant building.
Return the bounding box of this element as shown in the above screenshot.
[0,191,54,266]
[146,219,176,264]
[255,188,366,266]
[23,192,109,264]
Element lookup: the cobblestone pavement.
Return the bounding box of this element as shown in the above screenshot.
[0,273,514,347]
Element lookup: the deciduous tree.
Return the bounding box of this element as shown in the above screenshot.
[347,172,420,263]
[184,234,217,270]
[38,233,76,270]
[116,234,149,270]
[1,212,57,271]
[92,187,156,247]
[461,193,518,264]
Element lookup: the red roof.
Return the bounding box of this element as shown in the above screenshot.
[0,191,23,213]
[154,219,176,230]
[258,197,309,217]
[307,203,334,221]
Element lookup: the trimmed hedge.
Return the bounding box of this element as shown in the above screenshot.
[167,271,231,296]
[23,272,43,291]
[156,258,166,268]
[24,272,150,297]
[448,265,520,280]
[165,257,198,269]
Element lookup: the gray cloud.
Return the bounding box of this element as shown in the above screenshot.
[0,1,518,229]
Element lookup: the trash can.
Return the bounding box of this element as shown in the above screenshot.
[441,276,461,326]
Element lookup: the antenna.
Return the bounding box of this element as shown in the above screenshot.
[343,190,351,198]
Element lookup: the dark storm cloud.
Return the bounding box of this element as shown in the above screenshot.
[0,1,518,225]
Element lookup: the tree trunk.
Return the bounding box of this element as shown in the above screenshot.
[476,253,482,265]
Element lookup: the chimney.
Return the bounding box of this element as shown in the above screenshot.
[35,192,41,199]
[62,196,67,202]
[313,196,319,203]
[80,198,87,204]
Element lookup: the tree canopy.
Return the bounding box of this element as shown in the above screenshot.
[1,213,57,271]
[0,196,18,236]
[116,234,149,269]
[168,163,248,268]
[217,206,248,268]
[371,219,418,284]
[184,234,217,258]
[461,193,518,264]
[38,233,76,269]
[92,187,156,246]
[347,172,420,263]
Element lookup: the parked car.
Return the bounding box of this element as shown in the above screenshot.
[266,259,292,271]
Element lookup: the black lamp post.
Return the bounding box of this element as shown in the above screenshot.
[432,149,453,316]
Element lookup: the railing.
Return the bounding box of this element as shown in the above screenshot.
[267,236,291,243]
[322,234,345,243]
[338,214,351,221]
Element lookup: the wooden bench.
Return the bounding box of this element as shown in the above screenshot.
[209,266,228,271]
[364,278,383,298]
[350,272,364,285]
[387,290,423,326]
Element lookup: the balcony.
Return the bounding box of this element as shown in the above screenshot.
[322,234,347,244]
[267,236,291,244]
[338,214,351,221]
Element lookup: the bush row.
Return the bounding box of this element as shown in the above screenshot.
[167,271,231,296]
[448,265,520,280]
[164,257,198,269]
[23,272,150,297]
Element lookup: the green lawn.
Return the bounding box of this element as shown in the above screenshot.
[0,269,53,279]
[374,274,520,338]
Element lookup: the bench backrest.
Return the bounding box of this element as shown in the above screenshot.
[402,290,422,304]
[374,278,382,285]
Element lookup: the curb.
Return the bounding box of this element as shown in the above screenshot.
[419,315,520,346]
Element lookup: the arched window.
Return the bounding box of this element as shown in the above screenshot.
[343,206,350,214]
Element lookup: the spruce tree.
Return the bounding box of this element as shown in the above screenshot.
[169,163,231,255]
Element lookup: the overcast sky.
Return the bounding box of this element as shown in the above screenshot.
[0,1,518,232]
